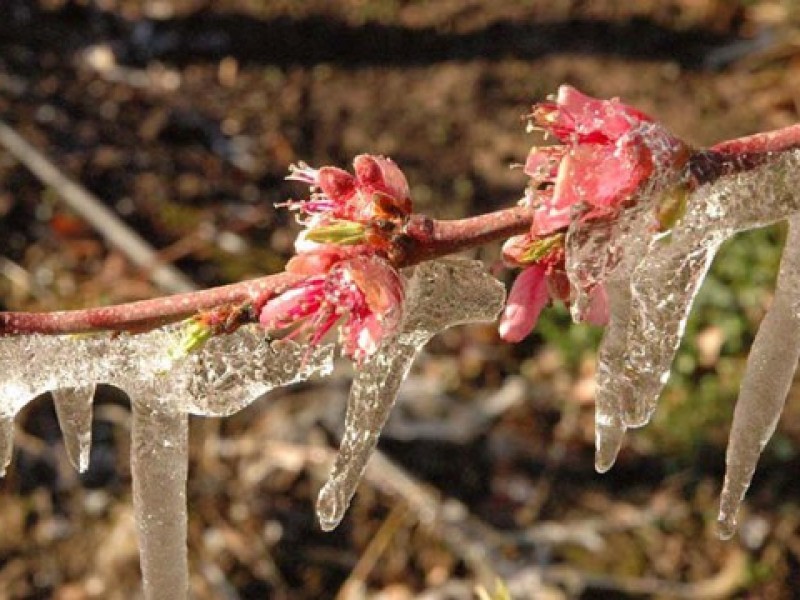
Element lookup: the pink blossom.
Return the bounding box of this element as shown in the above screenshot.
[259,256,404,361]
[499,86,687,341]
[524,85,689,236]
[285,154,411,224]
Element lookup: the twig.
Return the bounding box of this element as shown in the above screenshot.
[0,271,303,334]
[0,205,534,335]
[335,503,411,600]
[0,119,196,294]
[2,127,800,336]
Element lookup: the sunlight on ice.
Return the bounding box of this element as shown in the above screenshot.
[316,259,505,531]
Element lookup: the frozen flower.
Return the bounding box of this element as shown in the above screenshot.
[499,86,687,340]
[259,256,404,361]
[498,237,605,341]
[524,85,689,236]
[285,154,412,225]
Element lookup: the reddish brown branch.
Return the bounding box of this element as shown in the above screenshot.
[399,204,532,267]
[710,123,800,155]
[0,206,533,336]
[0,272,303,335]
[689,123,800,186]
[2,121,799,337]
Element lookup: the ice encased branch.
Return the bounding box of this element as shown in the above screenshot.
[316,259,506,531]
[588,149,800,535]
[0,327,334,599]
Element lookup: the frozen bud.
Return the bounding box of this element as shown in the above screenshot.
[502,232,565,267]
[304,220,367,245]
[353,154,412,217]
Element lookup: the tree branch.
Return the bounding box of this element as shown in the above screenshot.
[2,121,799,337]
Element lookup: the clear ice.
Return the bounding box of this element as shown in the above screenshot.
[578,149,800,535]
[52,386,96,472]
[316,259,506,531]
[718,215,800,538]
[0,326,333,599]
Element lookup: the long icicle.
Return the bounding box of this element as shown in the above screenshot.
[131,398,189,599]
[718,215,800,539]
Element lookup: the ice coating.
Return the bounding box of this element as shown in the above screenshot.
[52,386,96,472]
[589,150,800,535]
[612,149,800,430]
[316,259,506,531]
[0,327,333,472]
[183,333,333,417]
[718,215,800,539]
[565,187,662,321]
[0,324,333,598]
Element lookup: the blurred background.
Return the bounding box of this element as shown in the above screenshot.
[0,0,799,598]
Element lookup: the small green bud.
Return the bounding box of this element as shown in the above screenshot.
[305,220,366,245]
[657,185,689,231]
[168,318,213,360]
[520,233,564,264]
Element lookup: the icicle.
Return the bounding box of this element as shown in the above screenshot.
[717,215,800,539]
[130,396,189,600]
[590,151,800,449]
[621,238,721,427]
[52,385,96,472]
[0,416,13,478]
[316,259,505,531]
[593,277,630,473]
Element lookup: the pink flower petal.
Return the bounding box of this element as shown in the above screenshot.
[354,154,411,204]
[499,265,550,342]
[556,85,653,141]
[318,167,356,204]
[551,144,648,213]
[583,284,610,325]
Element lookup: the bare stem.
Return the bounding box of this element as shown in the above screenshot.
[0,271,304,335]
[399,204,532,267]
[2,121,799,337]
[710,123,800,155]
